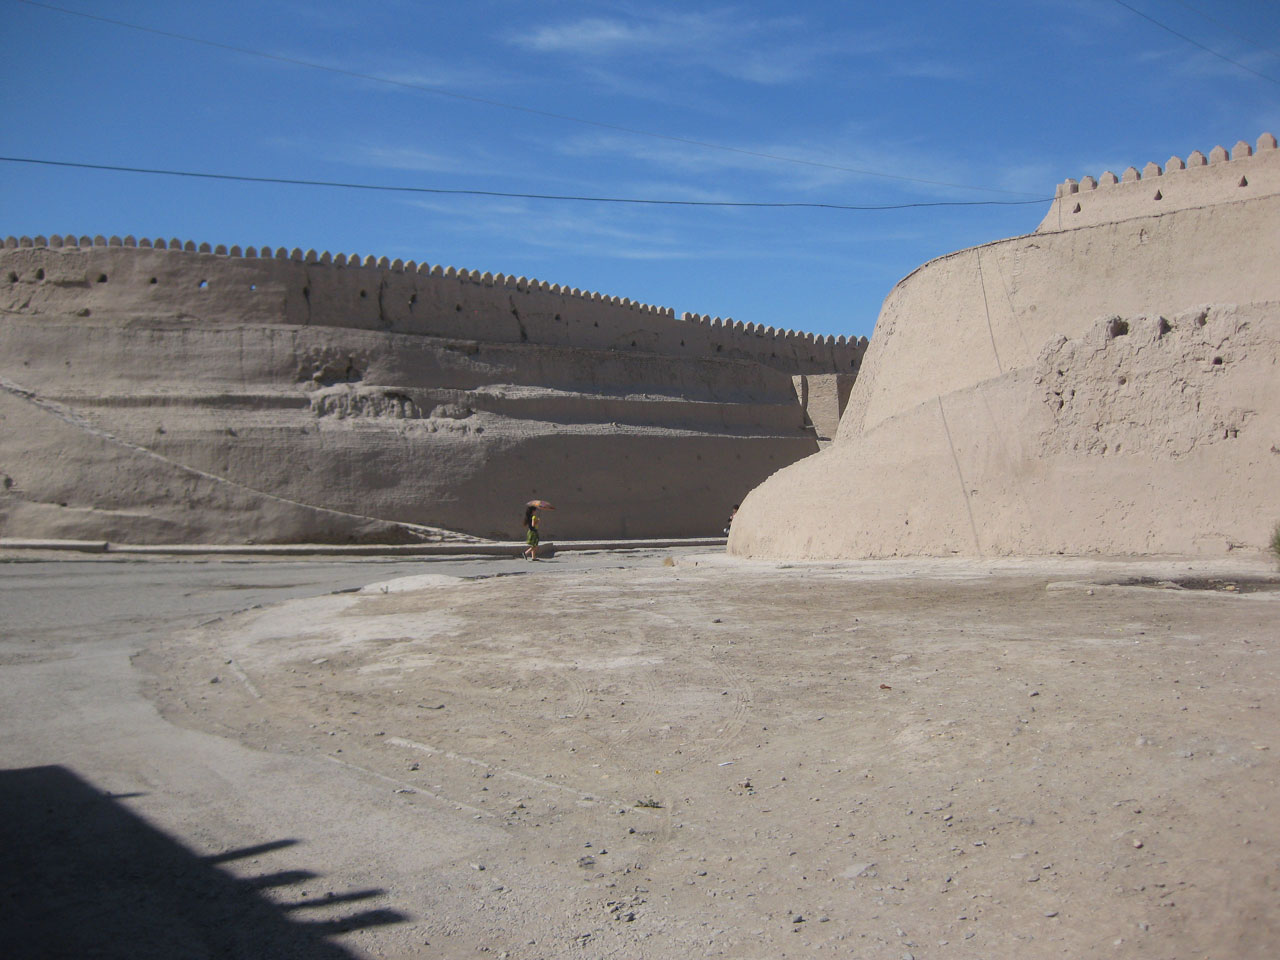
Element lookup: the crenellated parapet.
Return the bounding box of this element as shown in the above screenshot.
[1036,132,1278,233]
[1,234,865,375]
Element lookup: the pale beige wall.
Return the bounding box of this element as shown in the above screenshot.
[1037,133,1277,233]
[845,164,1280,441]
[731,136,1280,560]
[0,240,850,543]
[792,374,856,442]
[732,304,1280,559]
[1,240,865,376]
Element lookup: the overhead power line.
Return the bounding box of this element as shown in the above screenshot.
[14,0,1041,198]
[0,156,1053,210]
[1108,0,1280,86]
[1169,0,1280,64]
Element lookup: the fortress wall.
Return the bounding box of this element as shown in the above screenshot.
[1,314,803,416]
[0,387,424,545]
[732,304,1280,559]
[792,374,856,442]
[0,300,820,542]
[730,134,1280,560]
[844,161,1280,441]
[1,239,866,376]
[1037,133,1278,232]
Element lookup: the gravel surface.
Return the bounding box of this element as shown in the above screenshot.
[3,552,1278,959]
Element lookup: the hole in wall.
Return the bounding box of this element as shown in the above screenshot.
[1239,176,1248,187]
[554,313,561,321]
[1072,203,1081,213]
[96,274,107,283]
[6,272,17,283]
[1158,318,1171,335]
[1153,190,1162,200]
[1212,356,1223,365]
[149,277,158,284]
[455,304,463,312]
[359,290,367,299]
[36,268,46,281]
[1106,318,1130,338]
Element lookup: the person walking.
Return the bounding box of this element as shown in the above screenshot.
[523,500,552,560]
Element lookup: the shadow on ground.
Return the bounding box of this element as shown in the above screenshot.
[0,766,407,960]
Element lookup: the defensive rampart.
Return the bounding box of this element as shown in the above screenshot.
[730,135,1280,560]
[1038,133,1278,232]
[1,238,865,544]
[0,236,864,373]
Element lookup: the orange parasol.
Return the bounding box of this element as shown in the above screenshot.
[526,499,554,509]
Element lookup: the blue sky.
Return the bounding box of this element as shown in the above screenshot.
[3,0,1278,340]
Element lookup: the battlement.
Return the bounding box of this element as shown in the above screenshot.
[1036,132,1278,233]
[1,235,866,375]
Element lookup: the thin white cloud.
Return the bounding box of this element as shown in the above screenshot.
[504,7,896,87]
[521,18,664,54]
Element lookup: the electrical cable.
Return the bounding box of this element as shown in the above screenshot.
[1107,0,1280,86]
[0,156,1053,210]
[1168,0,1280,63]
[12,0,1043,198]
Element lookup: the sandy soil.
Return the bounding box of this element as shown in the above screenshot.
[138,554,1280,960]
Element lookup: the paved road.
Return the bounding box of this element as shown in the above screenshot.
[0,550,691,960]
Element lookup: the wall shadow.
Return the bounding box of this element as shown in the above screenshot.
[0,765,407,960]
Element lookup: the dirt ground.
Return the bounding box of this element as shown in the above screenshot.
[137,554,1280,960]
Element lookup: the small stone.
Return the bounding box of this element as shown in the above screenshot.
[793,914,805,923]
[1132,839,1144,848]
[1045,911,1059,918]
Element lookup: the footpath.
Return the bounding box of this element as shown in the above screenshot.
[0,536,726,557]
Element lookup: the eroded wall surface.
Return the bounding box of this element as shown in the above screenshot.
[0,242,867,544]
[730,135,1280,559]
